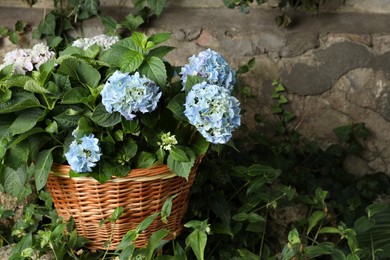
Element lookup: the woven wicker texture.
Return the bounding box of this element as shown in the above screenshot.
[46,162,199,250]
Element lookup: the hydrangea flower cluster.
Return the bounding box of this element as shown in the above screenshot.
[101,71,162,120]
[64,133,101,173]
[180,48,236,92]
[72,34,120,50]
[0,43,55,74]
[184,82,241,144]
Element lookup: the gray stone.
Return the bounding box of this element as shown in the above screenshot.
[281,42,373,95]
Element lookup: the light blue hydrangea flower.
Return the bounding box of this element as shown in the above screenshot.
[101,71,162,120]
[180,49,236,92]
[64,134,101,173]
[184,82,241,144]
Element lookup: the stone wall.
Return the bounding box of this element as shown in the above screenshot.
[0,1,390,175]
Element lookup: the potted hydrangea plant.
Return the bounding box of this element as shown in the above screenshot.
[0,32,241,248]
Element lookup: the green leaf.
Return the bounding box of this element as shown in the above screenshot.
[147,0,167,16]
[110,206,124,222]
[366,202,389,218]
[354,216,375,234]
[91,103,121,127]
[304,243,336,258]
[186,229,207,260]
[62,87,92,105]
[9,32,20,45]
[247,212,266,223]
[9,108,44,135]
[15,20,27,32]
[136,212,160,233]
[140,56,167,87]
[4,167,31,200]
[120,49,144,72]
[167,153,195,180]
[0,92,41,114]
[89,166,113,184]
[37,12,56,35]
[136,151,156,168]
[0,26,8,37]
[58,58,101,89]
[170,146,191,162]
[147,46,175,59]
[185,75,205,92]
[318,227,340,234]
[120,13,144,31]
[237,249,260,260]
[116,230,137,251]
[10,232,32,255]
[307,211,326,235]
[167,93,187,121]
[190,134,209,156]
[131,32,149,50]
[100,15,118,32]
[149,33,171,45]
[232,212,248,222]
[161,195,176,223]
[145,229,170,259]
[287,228,301,246]
[34,148,54,191]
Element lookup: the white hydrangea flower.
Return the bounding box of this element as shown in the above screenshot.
[72,34,120,50]
[0,43,55,75]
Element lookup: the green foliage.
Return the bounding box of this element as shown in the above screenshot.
[0,20,29,45]
[223,0,344,27]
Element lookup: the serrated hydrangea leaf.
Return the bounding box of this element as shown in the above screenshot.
[37,13,56,35]
[4,166,29,200]
[100,15,117,31]
[121,14,144,31]
[170,146,190,162]
[147,46,175,59]
[34,148,53,191]
[167,154,195,180]
[120,50,144,72]
[61,87,92,104]
[5,142,29,170]
[82,0,99,15]
[147,0,167,16]
[9,108,44,135]
[136,151,156,168]
[24,78,50,93]
[140,56,166,88]
[58,58,101,89]
[167,93,187,121]
[91,103,121,127]
[190,134,210,156]
[0,92,41,114]
[131,32,149,50]
[53,112,80,129]
[122,118,140,134]
[149,33,171,45]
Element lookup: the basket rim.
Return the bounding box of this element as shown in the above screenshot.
[50,163,177,182]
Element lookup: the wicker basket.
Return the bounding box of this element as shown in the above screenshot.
[46,160,200,250]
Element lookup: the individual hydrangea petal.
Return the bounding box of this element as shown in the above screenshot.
[0,43,55,74]
[184,82,241,144]
[180,48,236,92]
[64,134,101,173]
[101,71,162,120]
[72,34,120,50]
